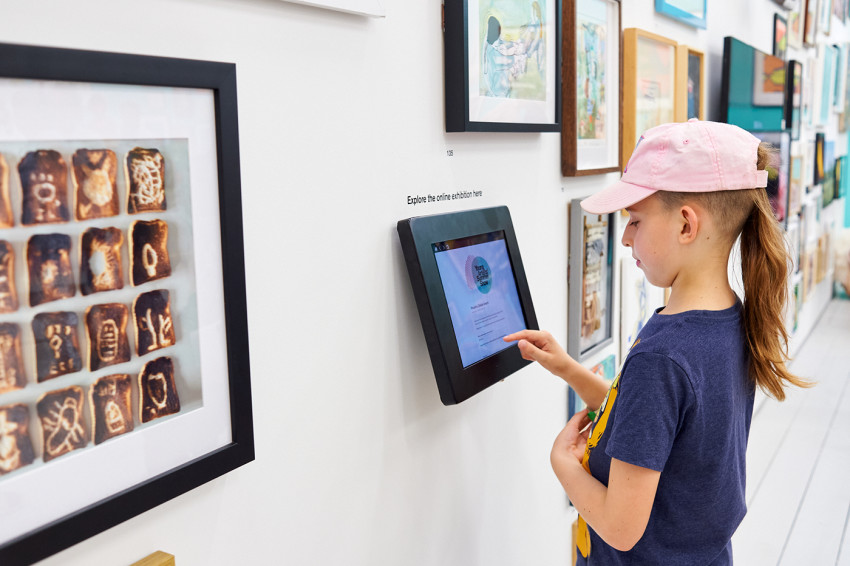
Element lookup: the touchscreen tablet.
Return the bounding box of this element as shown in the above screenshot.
[398,206,537,405]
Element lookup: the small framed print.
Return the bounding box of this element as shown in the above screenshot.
[788,9,804,50]
[654,0,707,28]
[622,28,680,168]
[444,0,562,132]
[568,199,615,362]
[753,130,792,226]
[804,0,818,46]
[785,60,803,140]
[561,0,622,176]
[774,13,788,60]
[677,45,705,120]
[0,43,254,564]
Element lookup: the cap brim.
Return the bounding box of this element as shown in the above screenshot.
[580,181,658,214]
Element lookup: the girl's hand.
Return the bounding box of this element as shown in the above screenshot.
[551,408,593,466]
[503,329,571,378]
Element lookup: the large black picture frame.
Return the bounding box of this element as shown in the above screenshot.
[0,43,254,565]
[443,0,562,132]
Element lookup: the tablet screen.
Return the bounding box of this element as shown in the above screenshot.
[433,231,527,368]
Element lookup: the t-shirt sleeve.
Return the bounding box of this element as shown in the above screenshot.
[605,352,693,472]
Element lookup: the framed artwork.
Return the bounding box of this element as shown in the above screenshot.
[753,131,791,225]
[279,0,385,16]
[804,0,818,46]
[0,43,254,564]
[823,140,836,206]
[788,9,804,49]
[787,217,801,276]
[622,28,679,168]
[567,353,615,419]
[618,256,664,363]
[752,50,787,107]
[834,0,845,19]
[444,0,561,132]
[814,132,826,185]
[654,0,707,29]
[677,46,705,120]
[774,14,788,60]
[820,0,833,35]
[834,43,848,112]
[568,200,614,362]
[817,45,838,125]
[785,60,803,140]
[840,46,850,132]
[561,0,622,176]
[790,153,805,216]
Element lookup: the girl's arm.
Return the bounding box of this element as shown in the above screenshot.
[552,412,660,552]
[504,330,610,409]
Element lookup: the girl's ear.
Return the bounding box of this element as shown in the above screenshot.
[678,205,699,244]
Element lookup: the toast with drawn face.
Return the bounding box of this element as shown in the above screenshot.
[139,356,180,423]
[19,150,70,225]
[0,241,18,313]
[0,323,26,394]
[85,303,131,372]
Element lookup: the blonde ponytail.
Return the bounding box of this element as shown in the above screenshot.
[657,143,811,400]
[739,187,810,400]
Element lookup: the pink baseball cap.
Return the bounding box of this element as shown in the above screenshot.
[581,119,769,214]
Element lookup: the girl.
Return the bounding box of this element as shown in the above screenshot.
[506,119,810,565]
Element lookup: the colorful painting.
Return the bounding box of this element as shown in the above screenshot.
[577,2,607,139]
[752,52,786,106]
[479,0,548,101]
[635,36,676,140]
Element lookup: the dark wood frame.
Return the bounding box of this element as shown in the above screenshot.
[444,0,562,132]
[561,0,622,176]
[0,42,254,566]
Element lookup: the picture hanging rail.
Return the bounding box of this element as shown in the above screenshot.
[444,0,562,132]
[279,0,385,17]
[561,0,622,176]
[0,42,254,565]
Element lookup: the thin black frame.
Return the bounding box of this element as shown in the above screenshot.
[567,200,615,362]
[785,60,803,140]
[0,42,254,565]
[444,0,562,132]
[397,206,539,405]
[774,13,788,60]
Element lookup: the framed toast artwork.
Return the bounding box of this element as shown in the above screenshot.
[0,43,254,565]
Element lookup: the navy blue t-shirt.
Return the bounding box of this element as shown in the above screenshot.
[575,302,755,565]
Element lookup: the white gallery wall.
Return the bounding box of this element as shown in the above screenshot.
[0,0,845,564]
